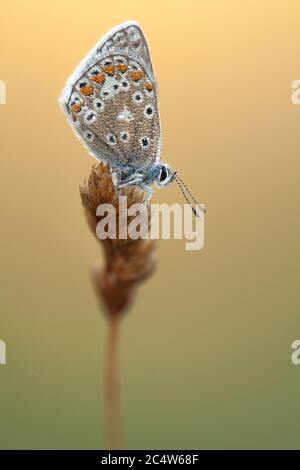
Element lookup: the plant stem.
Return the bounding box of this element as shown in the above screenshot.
[104,315,122,449]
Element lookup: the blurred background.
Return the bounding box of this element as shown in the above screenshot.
[0,0,300,449]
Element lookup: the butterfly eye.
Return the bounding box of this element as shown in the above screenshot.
[159,166,168,182]
[157,165,174,186]
[144,105,154,118]
[106,133,116,145]
[140,136,150,148]
[133,92,143,104]
[84,110,97,124]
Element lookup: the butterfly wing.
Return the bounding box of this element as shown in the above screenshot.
[60,21,162,170]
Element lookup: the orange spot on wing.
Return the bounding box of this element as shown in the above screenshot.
[79,85,94,96]
[130,70,144,81]
[71,103,81,113]
[90,73,105,84]
[103,65,115,76]
[117,64,128,73]
[145,82,153,92]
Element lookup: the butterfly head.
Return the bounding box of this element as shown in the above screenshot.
[155,163,176,187]
[154,164,204,218]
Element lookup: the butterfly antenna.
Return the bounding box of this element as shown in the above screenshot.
[173,173,205,219]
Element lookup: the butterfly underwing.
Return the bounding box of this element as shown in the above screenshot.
[60,21,164,171]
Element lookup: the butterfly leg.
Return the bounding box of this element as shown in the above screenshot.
[111,170,120,189]
[111,171,152,205]
[114,172,144,189]
[112,169,136,188]
[139,184,154,204]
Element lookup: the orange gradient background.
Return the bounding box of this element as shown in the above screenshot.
[0,0,300,449]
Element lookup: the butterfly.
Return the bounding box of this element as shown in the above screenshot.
[59,20,203,216]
